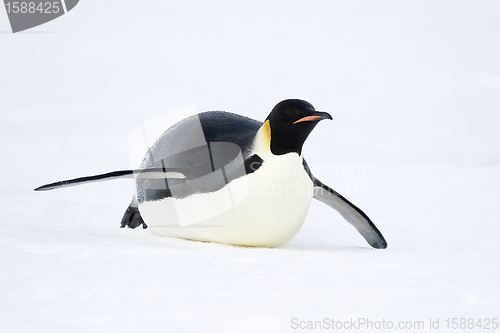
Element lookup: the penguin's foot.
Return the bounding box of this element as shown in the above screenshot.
[120,205,148,229]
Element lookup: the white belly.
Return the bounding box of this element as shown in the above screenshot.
[138,153,313,247]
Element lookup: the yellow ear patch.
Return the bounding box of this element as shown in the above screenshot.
[262,119,271,146]
[252,120,273,156]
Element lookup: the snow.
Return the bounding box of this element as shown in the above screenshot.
[1,1,499,332]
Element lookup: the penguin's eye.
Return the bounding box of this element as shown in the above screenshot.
[281,114,291,123]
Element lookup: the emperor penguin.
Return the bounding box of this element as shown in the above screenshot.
[36,99,387,249]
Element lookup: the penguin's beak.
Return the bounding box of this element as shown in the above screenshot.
[293,111,333,124]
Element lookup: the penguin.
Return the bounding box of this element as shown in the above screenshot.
[35,99,387,249]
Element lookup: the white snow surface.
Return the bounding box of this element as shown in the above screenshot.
[1,1,499,332]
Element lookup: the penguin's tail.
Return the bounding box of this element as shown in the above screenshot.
[34,168,186,191]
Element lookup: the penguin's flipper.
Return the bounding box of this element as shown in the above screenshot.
[34,168,186,191]
[312,179,388,249]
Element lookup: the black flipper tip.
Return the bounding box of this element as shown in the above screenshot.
[368,237,388,249]
[34,183,59,191]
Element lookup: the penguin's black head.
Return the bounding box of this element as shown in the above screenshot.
[266,99,332,155]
